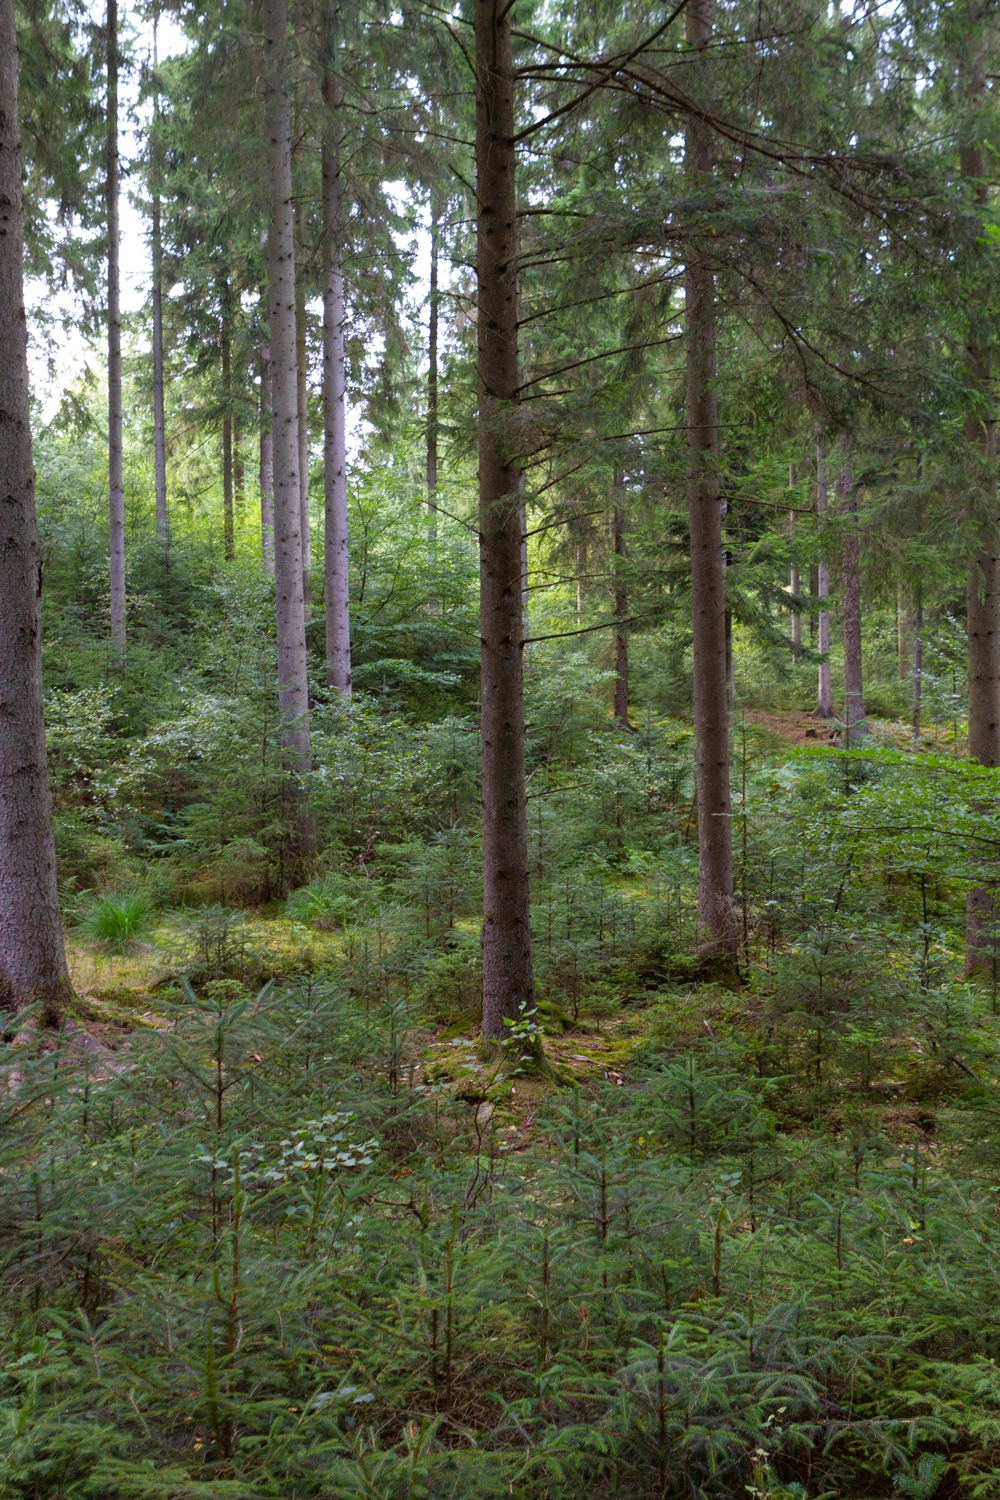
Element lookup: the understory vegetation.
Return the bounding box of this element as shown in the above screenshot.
[5,445,1000,1500]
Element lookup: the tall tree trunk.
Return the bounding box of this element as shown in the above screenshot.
[476,0,534,1041]
[685,0,735,962]
[809,564,818,645]
[222,300,234,560]
[612,473,630,728]
[259,341,275,575]
[427,194,439,546]
[294,204,312,619]
[962,37,1000,968]
[107,0,125,671]
[264,0,312,796]
[816,439,832,717]
[151,10,168,545]
[839,450,865,740]
[322,6,351,698]
[0,0,73,1021]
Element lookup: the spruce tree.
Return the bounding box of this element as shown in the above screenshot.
[264,0,313,809]
[106,0,126,670]
[0,0,72,1020]
[476,0,534,1040]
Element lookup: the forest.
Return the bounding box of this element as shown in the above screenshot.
[6,0,1000,1495]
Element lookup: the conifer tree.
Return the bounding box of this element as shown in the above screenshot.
[816,439,833,718]
[322,0,351,697]
[264,0,312,800]
[0,0,72,1020]
[839,448,866,738]
[476,0,534,1040]
[612,473,630,728]
[957,10,1000,970]
[684,0,735,963]
[106,0,126,670]
[150,7,168,544]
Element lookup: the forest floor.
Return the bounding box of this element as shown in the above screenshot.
[743,705,966,753]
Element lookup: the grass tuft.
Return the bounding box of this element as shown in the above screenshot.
[75,889,155,954]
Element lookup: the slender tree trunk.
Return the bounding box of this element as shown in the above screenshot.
[322,2,351,697]
[151,11,168,545]
[427,196,439,546]
[264,0,312,797]
[0,0,73,1020]
[259,341,275,575]
[912,473,924,746]
[961,33,1000,971]
[790,558,801,656]
[809,564,818,645]
[234,423,245,511]
[897,584,913,681]
[685,0,735,962]
[789,463,800,658]
[294,203,312,619]
[519,482,529,639]
[613,474,629,728]
[965,387,999,771]
[839,451,865,740]
[222,301,234,560]
[107,0,125,671]
[476,0,534,1041]
[816,439,832,717]
[913,581,923,746]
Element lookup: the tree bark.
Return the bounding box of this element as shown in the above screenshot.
[107,0,125,671]
[259,340,275,575]
[264,0,312,791]
[476,0,534,1041]
[234,422,245,511]
[839,450,865,740]
[427,195,439,543]
[222,297,234,560]
[789,463,800,658]
[897,584,913,681]
[685,0,735,962]
[294,203,312,619]
[322,7,351,698]
[913,581,923,746]
[961,33,1000,971]
[965,386,999,771]
[151,11,168,545]
[816,439,832,717]
[0,0,73,1020]
[519,483,529,639]
[612,473,630,728]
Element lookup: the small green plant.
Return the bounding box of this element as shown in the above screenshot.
[286,874,357,930]
[74,888,154,953]
[894,1455,947,1500]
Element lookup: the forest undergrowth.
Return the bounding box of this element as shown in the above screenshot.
[4,537,1000,1500]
